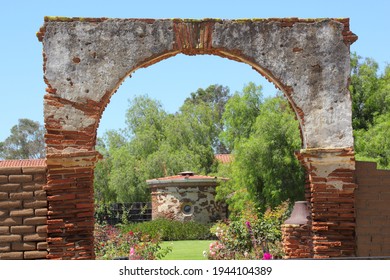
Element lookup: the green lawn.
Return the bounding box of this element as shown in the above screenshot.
[160,240,213,260]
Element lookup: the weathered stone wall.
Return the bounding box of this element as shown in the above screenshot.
[38,17,357,151]
[0,160,48,260]
[150,185,226,224]
[355,161,390,257]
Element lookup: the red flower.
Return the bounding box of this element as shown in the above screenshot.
[262,252,272,260]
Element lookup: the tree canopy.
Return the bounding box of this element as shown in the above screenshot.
[93,53,390,218]
[94,88,222,204]
[0,118,45,159]
[94,83,305,219]
[350,53,390,168]
[217,95,305,216]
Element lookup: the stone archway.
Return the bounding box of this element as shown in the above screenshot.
[37,17,357,259]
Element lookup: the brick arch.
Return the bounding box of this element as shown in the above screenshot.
[38,17,357,259]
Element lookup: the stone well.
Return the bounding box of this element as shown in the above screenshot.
[146,171,227,224]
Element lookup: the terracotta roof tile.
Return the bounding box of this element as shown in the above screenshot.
[149,173,217,181]
[0,159,46,168]
[215,154,233,164]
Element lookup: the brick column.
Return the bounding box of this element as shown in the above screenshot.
[298,148,357,258]
[45,151,100,259]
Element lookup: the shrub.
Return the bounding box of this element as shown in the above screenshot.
[120,219,214,241]
[207,202,290,260]
[94,223,171,260]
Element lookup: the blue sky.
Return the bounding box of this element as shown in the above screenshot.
[0,0,389,142]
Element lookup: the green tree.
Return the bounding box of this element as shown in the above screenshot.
[94,92,220,204]
[218,96,305,216]
[170,101,217,174]
[220,82,263,151]
[350,53,382,130]
[185,84,231,154]
[125,95,168,156]
[94,131,126,205]
[351,54,390,169]
[108,145,149,203]
[0,118,45,159]
[355,112,390,169]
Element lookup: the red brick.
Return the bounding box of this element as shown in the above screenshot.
[76,211,93,218]
[47,237,63,243]
[76,203,94,209]
[47,228,62,234]
[47,193,76,201]
[47,219,64,225]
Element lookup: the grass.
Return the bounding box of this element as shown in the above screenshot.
[160,240,213,260]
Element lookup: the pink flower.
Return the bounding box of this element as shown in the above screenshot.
[262,252,272,260]
[129,247,135,256]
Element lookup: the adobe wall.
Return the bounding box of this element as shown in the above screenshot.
[0,160,47,260]
[355,161,390,257]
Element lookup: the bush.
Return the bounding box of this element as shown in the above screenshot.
[94,223,171,260]
[120,219,214,241]
[207,202,290,260]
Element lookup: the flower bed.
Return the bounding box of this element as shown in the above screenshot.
[206,203,289,260]
[94,223,171,260]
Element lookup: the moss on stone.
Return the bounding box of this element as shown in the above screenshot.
[44,16,74,22]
